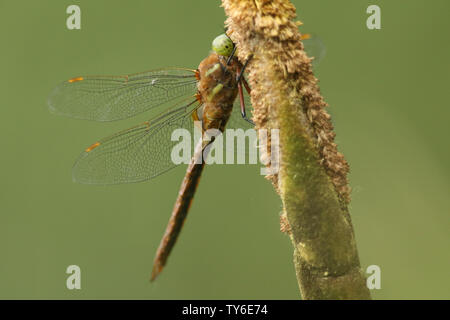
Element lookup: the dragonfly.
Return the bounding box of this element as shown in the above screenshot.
[48,33,325,281]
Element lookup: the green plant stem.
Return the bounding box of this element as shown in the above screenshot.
[222,0,371,299]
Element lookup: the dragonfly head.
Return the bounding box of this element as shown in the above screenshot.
[212,34,234,57]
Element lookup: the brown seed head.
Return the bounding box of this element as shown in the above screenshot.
[222,0,351,204]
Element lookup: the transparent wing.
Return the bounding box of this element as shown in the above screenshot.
[302,34,326,67]
[48,68,198,121]
[73,99,201,184]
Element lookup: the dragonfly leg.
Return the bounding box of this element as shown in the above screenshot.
[226,45,237,66]
[236,54,253,83]
[241,76,251,95]
[238,80,254,125]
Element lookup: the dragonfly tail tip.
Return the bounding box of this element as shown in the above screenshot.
[150,264,163,282]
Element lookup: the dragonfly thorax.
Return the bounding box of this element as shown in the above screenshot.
[197,52,241,132]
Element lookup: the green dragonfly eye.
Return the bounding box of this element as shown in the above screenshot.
[212,34,234,56]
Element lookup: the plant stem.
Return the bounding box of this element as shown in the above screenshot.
[222,0,371,299]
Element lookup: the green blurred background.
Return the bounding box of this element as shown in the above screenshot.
[0,0,448,299]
